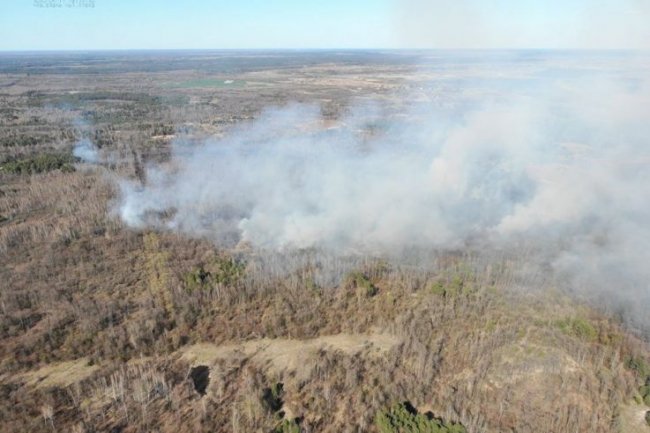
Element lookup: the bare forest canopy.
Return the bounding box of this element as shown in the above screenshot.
[1,50,650,433]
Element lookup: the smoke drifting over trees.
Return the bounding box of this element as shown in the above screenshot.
[112,53,650,330]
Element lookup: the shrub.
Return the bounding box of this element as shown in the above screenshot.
[430,281,446,297]
[638,383,650,406]
[571,318,598,340]
[262,382,284,412]
[0,153,76,175]
[627,356,650,379]
[305,277,321,295]
[212,256,245,286]
[263,382,300,433]
[183,257,245,292]
[348,271,378,297]
[429,279,470,298]
[375,402,466,433]
[557,317,597,341]
[430,270,476,298]
[273,418,300,433]
[183,265,211,293]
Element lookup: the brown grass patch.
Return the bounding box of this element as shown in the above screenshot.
[180,332,399,378]
[18,357,99,388]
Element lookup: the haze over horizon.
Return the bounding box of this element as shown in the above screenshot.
[1,0,649,51]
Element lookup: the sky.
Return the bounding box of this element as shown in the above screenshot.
[1,0,649,50]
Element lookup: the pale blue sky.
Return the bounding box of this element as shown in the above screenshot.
[1,0,648,50]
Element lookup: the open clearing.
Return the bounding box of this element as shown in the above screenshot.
[180,331,399,377]
[10,332,398,390]
[17,358,99,389]
[619,403,650,433]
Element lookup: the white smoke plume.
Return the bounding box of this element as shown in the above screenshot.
[73,138,101,163]
[115,53,650,329]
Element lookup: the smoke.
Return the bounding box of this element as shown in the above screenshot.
[73,138,101,163]
[117,103,531,251]
[393,0,650,49]
[113,53,650,329]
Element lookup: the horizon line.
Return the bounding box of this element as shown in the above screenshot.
[0,47,646,54]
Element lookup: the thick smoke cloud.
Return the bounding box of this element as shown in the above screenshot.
[115,53,650,329]
[117,103,538,251]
